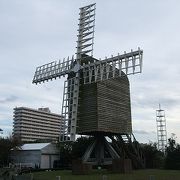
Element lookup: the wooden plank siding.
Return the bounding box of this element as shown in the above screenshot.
[77,73,132,135]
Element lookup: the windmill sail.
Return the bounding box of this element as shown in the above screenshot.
[60,77,79,141]
[82,48,143,84]
[60,3,96,141]
[76,3,96,60]
[32,57,74,84]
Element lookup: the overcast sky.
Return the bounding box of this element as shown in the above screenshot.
[0,0,180,143]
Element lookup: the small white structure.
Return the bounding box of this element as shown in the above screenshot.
[11,143,59,169]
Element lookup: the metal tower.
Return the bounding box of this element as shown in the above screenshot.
[156,104,167,152]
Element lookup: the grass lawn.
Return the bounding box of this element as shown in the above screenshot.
[33,169,180,180]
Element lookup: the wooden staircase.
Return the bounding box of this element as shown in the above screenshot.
[109,134,145,169]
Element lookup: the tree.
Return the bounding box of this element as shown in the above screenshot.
[56,141,73,168]
[141,142,164,168]
[0,136,22,167]
[72,136,94,159]
[56,136,94,168]
[0,128,3,134]
[165,134,180,170]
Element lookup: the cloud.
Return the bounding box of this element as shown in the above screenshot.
[133,130,156,135]
[0,0,180,144]
[0,95,18,104]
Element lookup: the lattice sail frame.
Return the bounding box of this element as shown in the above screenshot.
[33,49,143,85]
[83,49,142,84]
[32,3,143,142]
[33,57,74,84]
[60,77,79,141]
[76,3,96,59]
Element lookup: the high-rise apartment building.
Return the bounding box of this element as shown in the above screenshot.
[13,107,63,142]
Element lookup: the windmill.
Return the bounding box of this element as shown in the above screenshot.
[32,3,144,167]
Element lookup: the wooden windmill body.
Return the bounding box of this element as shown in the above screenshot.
[77,66,132,135]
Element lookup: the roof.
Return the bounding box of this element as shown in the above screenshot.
[14,106,62,117]
[20,143,50,150]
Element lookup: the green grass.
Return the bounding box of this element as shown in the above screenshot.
[33,169,180,180]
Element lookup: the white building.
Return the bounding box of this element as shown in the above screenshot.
[13,107,63,142]
[11,143,59,169]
